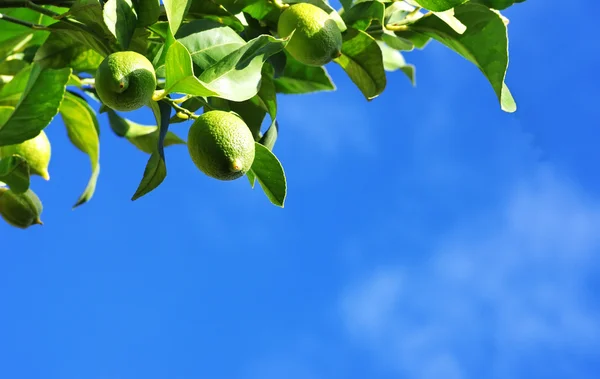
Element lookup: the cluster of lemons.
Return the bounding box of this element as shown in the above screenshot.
[1,3,342,228]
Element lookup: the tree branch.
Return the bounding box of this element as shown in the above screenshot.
[0,1,75,8]
[0,13,49,30]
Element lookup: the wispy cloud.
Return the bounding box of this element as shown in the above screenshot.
[340,167,600,378]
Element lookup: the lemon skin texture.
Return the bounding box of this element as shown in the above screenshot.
[277,3,343,66]
[187,111,255,181]
[0,130,51,180]
[95,51,157,112]
[0,187,43,229]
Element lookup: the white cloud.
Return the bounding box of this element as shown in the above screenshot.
[340,167,600,378]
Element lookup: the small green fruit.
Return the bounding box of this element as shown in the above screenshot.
[0,187,43,229]
[95,51,157,112]
[0,130,51,180]
[187,111,255,181]
[277,3,343,66]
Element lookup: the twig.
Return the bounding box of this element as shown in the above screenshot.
[268,0,288,10]
[22,0,63,18]
[0,13,49,30]
[0,0,75,7]
[163,97,200,120]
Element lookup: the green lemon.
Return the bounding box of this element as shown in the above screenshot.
[0,130,51,180]
[277,3,343,66]
[0,187,43,229]
[95,51,157,112]
[187,111,255,181]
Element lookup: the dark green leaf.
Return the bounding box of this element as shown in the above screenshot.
[251,142,286,207]
[59,92,101,208]
[259,120,278,151]
[103,0,138,50]
[341,0,385,31]
[187,0,245,31]
[381,31,414,51]
[0,64,71,146]
[0,59,29,77]
[410,3,516,112]
[229,99,266,140]
[131,152,166,201]
[43,22,112,57]
[134,0,161,26]
[468,0,526,10]
[34,29,104,71]
[274,52,335,94]
[412,0,468,12]
[334,28,386,100]
[68,0,117,53]
[107,109,185,154]
[0,154,30,193]
[131,100,172,200]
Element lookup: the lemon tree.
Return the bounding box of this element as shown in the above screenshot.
[0,0,525,229]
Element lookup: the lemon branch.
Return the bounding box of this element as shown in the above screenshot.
[0,13,49,30]
[268,0,288,10]
[0,1,75,7]
[162,97,200,120]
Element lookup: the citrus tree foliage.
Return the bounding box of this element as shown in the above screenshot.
[0,0,525,229]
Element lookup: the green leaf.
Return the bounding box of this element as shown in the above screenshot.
[274,52,335,94]
[259,120,278,151]
[229,99,266,140]
[187,0,245,31]
[131,100,172,200]
[0,9,49,45]
[0,33,34,63]
[410,3,517,112]
[103,0,138,50]
[176,19,245,72]
[246,168,256,188]
[251,142,286,207]
[163,41,220,98]
[377,41,415,85]
[0,106,14,124]
[59,92,101,208]
[163,0,192,34]
[0,59,29,77]
[0,64,33,106]
[34,29,105,71]
[0,154,30,194]
[0,64,71,146]
[67,0,117,54]
[381,31,414,51]
[341,0,385,31]
[468,0,526,10]
[134,0,161,26]
[334,28,386,100]
[412,0,469,12]
[43,22,112,57]
[198,34,289,102]
[107,109,185,154]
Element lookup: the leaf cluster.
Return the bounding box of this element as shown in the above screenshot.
[0,0,525,228]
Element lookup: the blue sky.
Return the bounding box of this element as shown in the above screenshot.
[2,1,600,378]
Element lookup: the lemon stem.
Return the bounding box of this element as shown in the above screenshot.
[0,13,48,30]
[163,97,200,120]
[269,0,288,10]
